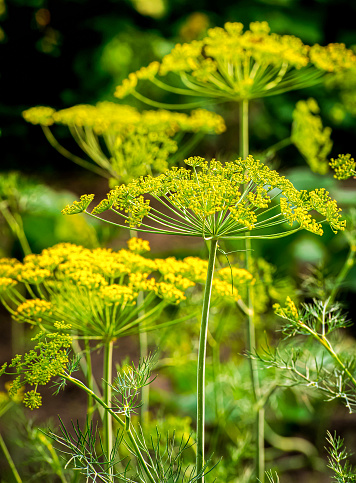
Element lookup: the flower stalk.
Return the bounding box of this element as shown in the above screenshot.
[103,339,114,472]
[196,238,218,482]
[240,98,265,481]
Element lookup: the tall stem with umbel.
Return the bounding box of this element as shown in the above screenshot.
[240,99,265,481]
[196,238,218,483]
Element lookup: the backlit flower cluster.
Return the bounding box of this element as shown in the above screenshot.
[22,103,226,184]
[64,156,345,240]
[115,21,356,104]
[0,324,72,409]
[329,154,356,180]
[0,239,252,341]
[291,98,332,174]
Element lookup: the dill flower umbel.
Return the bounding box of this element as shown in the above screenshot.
[22,102,225,184]
[64,155,345,240]
[291,98,332,174]
[0,239,249,340]
[329,154,356,180]
[114,21,356,106]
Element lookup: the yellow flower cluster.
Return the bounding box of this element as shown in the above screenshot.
[98,284,138,306]
[154,282,187,304]
[0,277,17,293]
[22,103,225,136]
[18,268,52,285]
[22,103,225,184]
[68,271,108,290]
[291,98,332,174]
[115,21,356,102]
[0,241,204,339]
[127,237,151,254]
[329,154,356,180]
[217,266,254,285]
[22,106,55,126]
[71,155,345,238]
[273,296,299,322]
[15,299,53,323]
[0,259,22,278]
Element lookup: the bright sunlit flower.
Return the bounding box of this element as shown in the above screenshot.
[0,239,251,341]
[114,21,356,106]
[329,153,356,180]
[63,155,345,240]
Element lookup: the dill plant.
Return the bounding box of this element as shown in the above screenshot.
[1,19,354,482]
[112,20,355,481]
[0,237,252,479]
[63,152,346,481]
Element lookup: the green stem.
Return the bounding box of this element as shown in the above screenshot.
[0,432,22,483]
[65,374,156,483]
[84,339,95,422]
[262,137,292,161]
[103,340,114,474]
[303,325,356,389]
[41,126,110,178]
[196,238,218,483]
[0,205,32,257]
[240,98,264,482]
[71,339,103,420]
[139,326,149,422]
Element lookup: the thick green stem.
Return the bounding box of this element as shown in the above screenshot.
[0,433,22,483]
[196,238,218,483]
[103,340,114,474]
[240,99,264,482]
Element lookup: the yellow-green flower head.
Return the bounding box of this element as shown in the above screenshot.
[1,241,204,341]
[154,282,186,304]
[291,98,332,174]
[273,296,299,322]
[22,106,55,126]
[15,299,53,323]
[23,390,42,410]
[68,270,108,290]
[115,21,356,103]
[18,267,52,285]
[70,155,345,239]
[0,277,17,293]
[330,153,356,180]
[0,261,22,278]
[23,102,225,135]
[99,284,138,306]
[22,102,225,184]
[216,266,254,285]
[127,236,151,254]
[4,329,72,410]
